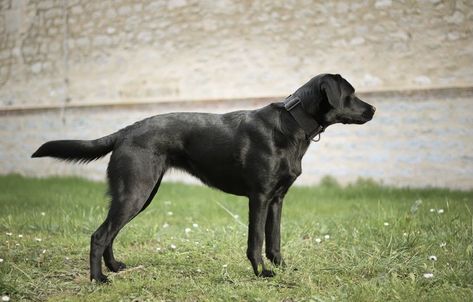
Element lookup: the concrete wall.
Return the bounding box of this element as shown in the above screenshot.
[0,0,472,106]
[2,89,473,189]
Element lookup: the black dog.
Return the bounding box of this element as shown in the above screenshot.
[32,74,375,283]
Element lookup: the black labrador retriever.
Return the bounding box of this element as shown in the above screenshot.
[32,73,375,283]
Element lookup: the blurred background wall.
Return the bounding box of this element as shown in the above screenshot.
[1,0,472,189]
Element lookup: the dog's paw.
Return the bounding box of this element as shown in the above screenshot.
[107,261,127,273]
[266,253,286,267]
[91,273,110,284]
[260,269,276,278]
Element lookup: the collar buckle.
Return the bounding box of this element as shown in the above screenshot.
[310,129,322,142]
[283,95,324,142]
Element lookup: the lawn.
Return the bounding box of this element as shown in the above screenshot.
[0,174,472,301]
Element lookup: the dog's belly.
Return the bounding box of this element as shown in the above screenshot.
[195,169,247,196]
[172,155,248,196]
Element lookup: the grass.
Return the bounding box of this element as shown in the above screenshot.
[0,174,472,301]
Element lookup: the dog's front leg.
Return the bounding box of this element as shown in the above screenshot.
[247,194,275,277]
[265,196,285,267]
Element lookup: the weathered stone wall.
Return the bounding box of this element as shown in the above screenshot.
[1,0,472,189]
[0,0,472,106]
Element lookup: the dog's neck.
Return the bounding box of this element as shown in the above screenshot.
[283,95,325,141]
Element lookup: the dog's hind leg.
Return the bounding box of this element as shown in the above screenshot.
[103,173,164,273]
[90,150,166,283]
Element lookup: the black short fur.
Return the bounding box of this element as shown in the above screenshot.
[32,74,375,282]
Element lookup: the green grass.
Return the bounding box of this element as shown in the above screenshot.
[0,174,472,301]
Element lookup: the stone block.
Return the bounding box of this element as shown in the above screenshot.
[93,35,111,46]
[44,8,62,19]
[444,11,464,25]
[361,74,383,87]
[4,9,21,34]
[375,0,392,9]
[42,61,52,71]
[48,27,59,36]
[70,5,83,15]
[31,62,42,73]
[48,41,61,52]
[413,75,432,86]
[105,8,117,18]
[38,0,54,10]
[118,5,132,16]
[447,32,460,41]
[350,36,365,45]
[53,17,63,26]
[74,37,90,48]
[134,3,143,12]
[0,50,10,60]
[167,0,187,10]
[137,31,153,43]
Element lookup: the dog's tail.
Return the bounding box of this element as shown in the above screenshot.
[31,132,118,163]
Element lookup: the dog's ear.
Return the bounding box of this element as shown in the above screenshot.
[320,74,342,108]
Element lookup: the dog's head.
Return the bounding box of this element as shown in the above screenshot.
[295,74,376,127]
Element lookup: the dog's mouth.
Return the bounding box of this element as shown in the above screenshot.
[351,107,376,124]
[337,105,376,125]
[339,113,372,124]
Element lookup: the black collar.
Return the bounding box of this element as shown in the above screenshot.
[283,95,324,141]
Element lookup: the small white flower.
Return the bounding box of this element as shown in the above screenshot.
[18,234,23,238]
[41,212,46,216]
[167,211,173,216]
[170,244,176,250]
[196,268,202,273]
[195,241,199,245]
[440,242,446,248]
[403,232,408,236]
[315,238,322,243]
[42,249,46,254]
[2,295,10,302]
[162,223,169,228]
[192,223,199,228]
[5,232,12,236]
[185,228,191,234]
[384,222,389,226]
[15,243,20,246]
[423,272,434,278]
[34,238,42,242]
[429,208,435,213]
[222,264,228,268]
[65,257,70,260]
[428,255,437,261]
[233,214,239,219]
[324,234,330,240]
[156,247,162,252]
[437,209,444,214]
[0,258,3,263]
